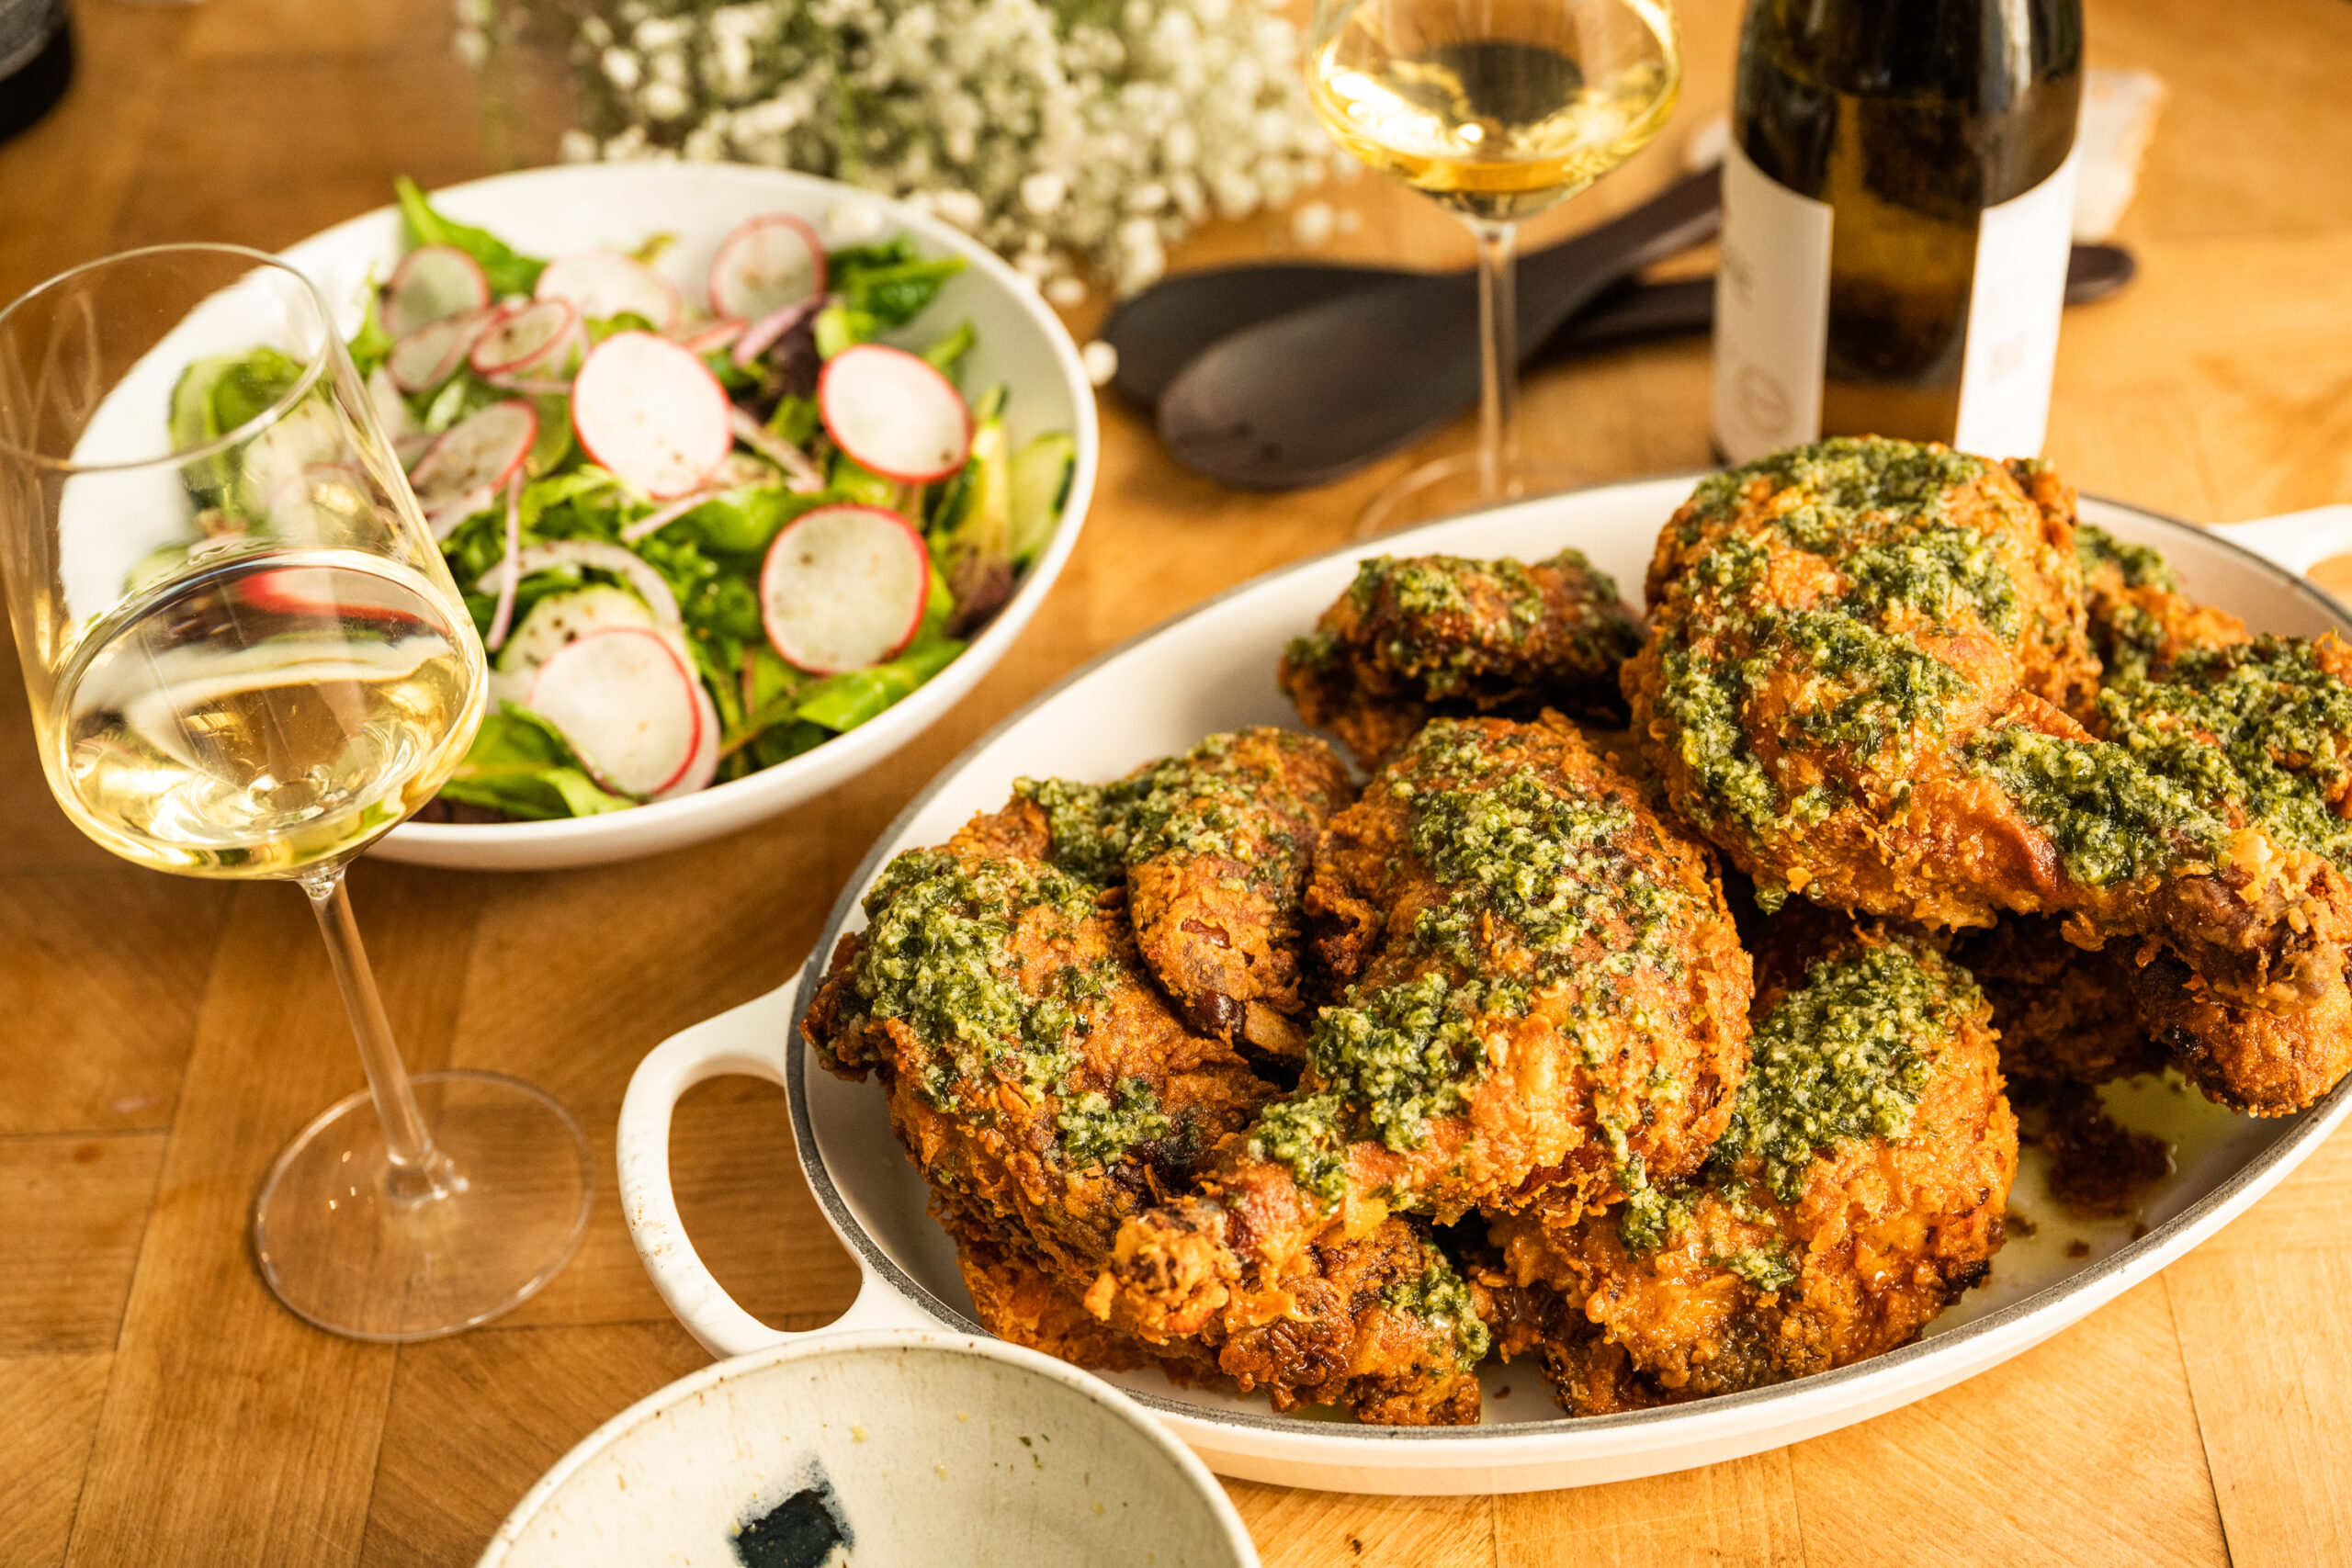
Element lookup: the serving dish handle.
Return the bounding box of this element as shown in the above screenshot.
[617,971,935,1358]
[2209,504,2352,578]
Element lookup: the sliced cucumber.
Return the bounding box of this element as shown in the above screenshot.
[1009,431,1075,567]
[488,583,660,708]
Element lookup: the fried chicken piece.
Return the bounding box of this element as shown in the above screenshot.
[1955,915,2165,1095]
[1476,932,2015,1416]
[1007,728,1354,1059]
[1090,713,1754,1346]
[2075,521,2248,683]
[1280,549,1645,768]
[1626,439,2352,1112]
[804,839,1481,1423]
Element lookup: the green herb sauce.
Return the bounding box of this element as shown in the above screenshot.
[1379,1245,1494,1367]
[1056,1077,1174,1168]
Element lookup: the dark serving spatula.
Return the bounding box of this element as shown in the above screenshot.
[1155,170,1725,491]
[1141,169,2134,489]
[1108,243,2132,409]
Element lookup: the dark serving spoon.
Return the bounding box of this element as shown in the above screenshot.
[1108,243,2132,409]
[1134,173,2133,489]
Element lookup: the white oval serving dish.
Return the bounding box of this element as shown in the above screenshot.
[478,1328,1258,1566]
[620,478,2352,1493]
[271,162,1098,871]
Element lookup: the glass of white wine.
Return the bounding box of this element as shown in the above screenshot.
[0,245,589,1341]
[1311,0,1680,532]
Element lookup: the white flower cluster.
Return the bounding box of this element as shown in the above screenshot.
[469,0,1329,299]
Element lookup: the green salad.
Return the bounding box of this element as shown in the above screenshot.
[180,178,1075,821]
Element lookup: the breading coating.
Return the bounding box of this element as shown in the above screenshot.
[1627,438,2352,1113]
[1091,714,1753,1346]
[2075,521,2248,686]
[803,830,1481,1423]
[1476,931,2015,1416]
[1280,549,1645,768]
[1011,728,1355,1057]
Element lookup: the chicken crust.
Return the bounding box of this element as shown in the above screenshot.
[1476,931,2015,1415]
[1091,714,1753,1348]
[1280,549,1645,769]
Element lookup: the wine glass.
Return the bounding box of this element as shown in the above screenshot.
[1309,0,1680,533]
[0,245,590,1341]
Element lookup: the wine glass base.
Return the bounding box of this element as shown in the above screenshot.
[251,1070,591,1343]
[1355,453,1592,538]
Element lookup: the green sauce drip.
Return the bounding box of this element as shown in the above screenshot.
[1379,1245,1493,1368]
[1965,727,2222,887]
[2077,522,2178,592]
[1056,1077,1173,1168]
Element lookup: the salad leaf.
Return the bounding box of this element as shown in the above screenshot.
[394,175,546,296]
[813,301,862,361]
[793,635,965,732]
[585,311,659,345]
[439,705,635,818]
[769,395,820,447]
[666,484,817,557]
[829,239,966,328]
[347,288,396,378]
[922,319,977,380]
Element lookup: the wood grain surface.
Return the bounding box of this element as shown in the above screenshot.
[4,0,2350,1562]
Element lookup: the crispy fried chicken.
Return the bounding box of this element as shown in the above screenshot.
[1090,714,1753,1348]
[1476,931,2014,1415]
[1280,549,1645,768]
[1626,438,2352,1113]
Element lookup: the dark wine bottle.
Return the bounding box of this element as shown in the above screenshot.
[1712,0,2083,462]
[0,0,72,145]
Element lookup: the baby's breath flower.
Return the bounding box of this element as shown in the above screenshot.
[472,0,1324,295]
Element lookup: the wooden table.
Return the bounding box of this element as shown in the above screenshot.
[6,0,2351,1561]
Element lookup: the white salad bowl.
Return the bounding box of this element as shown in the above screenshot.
[271,162,1097,871]
[620,477,2352,1493]
[478,1328,1258,1567]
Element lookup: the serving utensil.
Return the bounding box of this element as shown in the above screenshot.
[1141,167,2133,489]
[1108,239,2132,410]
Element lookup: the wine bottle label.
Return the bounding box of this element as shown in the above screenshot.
[0,0,63,79]
[1712,141,2082,463]
[1712,141,1833,464]
[1952,148,2081,459]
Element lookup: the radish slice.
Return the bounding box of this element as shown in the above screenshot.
[489,584,660,708]
[394,431,437,471]
[760,504,930,673]
[818,344,973,483]
[485,475,525,651]
[535,251,682,333]
[477,538,683,627]
[651,679,721,802]
[673,318,747,357]
[408,400,537,509]
[239,563,427,626]
[368,367,421,445]
[387,307,496,394]
[471,299,581,377]
[384,245,490,336]
[731,297,824,369]
[527,626,703,797]
[571,332,732,499]
[709,214,827,322]
[425,485,498,540]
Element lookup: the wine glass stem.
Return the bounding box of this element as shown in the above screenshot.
[1471,218,1521,502]
[299,866,446,1192]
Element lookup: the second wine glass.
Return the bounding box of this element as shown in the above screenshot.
[1309,0,1680,533]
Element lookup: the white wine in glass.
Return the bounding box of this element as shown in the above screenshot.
[0,244,590,1342]
[1308,0,1679,530]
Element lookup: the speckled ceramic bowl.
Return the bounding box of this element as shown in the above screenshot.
[478,1328,1258,1567]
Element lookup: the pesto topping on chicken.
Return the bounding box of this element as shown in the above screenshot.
[1716,943,1969,1202]
[1056,1077,1174,1168]
[1655,441,2029,840]
[1710,1245,1799,1292]
[1380,1244,1494,1367]
[1016,730,1323,887]
[1338,548,1642,690]
[2077,522,2177,592]
[854,849,1171,1167]
[1965,727,2222,887]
